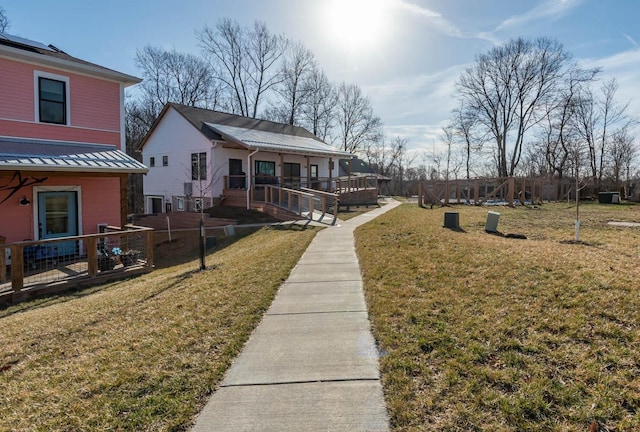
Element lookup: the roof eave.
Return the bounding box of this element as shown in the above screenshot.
[0,164,148,174]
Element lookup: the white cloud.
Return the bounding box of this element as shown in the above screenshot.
[495,0,583,31]
[622,33,639,48]
[390,0,464,38]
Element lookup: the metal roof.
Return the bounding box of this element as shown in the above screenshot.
[0,138,148,173]
[205,122,352,158]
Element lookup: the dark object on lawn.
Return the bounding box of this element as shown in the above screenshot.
[443,212,459,229]
[598,191,620,204]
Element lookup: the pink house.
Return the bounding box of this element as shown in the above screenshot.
[0,32,147,249]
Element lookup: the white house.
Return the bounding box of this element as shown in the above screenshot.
[139,103,353,214]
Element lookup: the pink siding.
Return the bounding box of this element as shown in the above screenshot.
[0,57,121,145]
[0,175,120,244]
[0,119,120,145]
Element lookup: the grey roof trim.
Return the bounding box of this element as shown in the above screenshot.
[0,138,148,173]
[205,123,352,158]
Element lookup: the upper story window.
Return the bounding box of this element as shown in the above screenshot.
[149,157,155,167]
[34,71,70,125]
[163,155,168,167]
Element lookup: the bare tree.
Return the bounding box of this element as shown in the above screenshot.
[456,37,570,177]
[135,45,221,110]
[265,41,315,125]
[335,82,382,154]
[575,78,634,190]
[451,105,481,180]
[538,67,599,179]
[0,7,9,32]
[198,19,286,118]
[609,129,636,191]
[365,136,406,177]
[301,64,336,141]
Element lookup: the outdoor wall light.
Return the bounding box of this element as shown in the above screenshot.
[19,196,31,206]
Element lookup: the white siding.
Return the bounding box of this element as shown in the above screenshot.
[142,107,213,212]
[142,106,338,213]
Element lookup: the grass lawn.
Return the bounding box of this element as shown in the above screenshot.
[0,225,318,431]
[339,202,387,221]
[355,202,640,431]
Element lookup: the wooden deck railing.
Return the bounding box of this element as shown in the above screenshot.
[224,175,378,195]
[257,185,339,224]
[0,226,153,304]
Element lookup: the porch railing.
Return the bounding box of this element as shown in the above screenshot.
[0,226,153,303]
[224,175,377,194]
[259,185,339,224]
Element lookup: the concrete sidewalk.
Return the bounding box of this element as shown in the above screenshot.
[191,199,400,431]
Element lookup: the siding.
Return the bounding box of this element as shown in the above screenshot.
[0,57,121,145]
[0,175,120,244]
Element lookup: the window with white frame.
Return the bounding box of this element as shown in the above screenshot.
[177,197,184,211]
[35,71,70,125]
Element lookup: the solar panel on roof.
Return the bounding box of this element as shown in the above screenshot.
[0,32,55,52]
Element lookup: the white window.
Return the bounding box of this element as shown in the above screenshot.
[177,197,184,211]
[34,71,70,125]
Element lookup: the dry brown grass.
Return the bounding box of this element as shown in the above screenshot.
[356,202,640,431]
[0,225,317,431]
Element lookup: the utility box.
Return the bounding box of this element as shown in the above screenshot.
[485,211,500,233]
[444,212,459,229]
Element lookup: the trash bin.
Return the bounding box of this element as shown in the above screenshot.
[444,212,459,229]
[598,192,620,204]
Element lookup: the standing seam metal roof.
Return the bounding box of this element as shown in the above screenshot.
[204,123,352,157]
[0,138,148,173]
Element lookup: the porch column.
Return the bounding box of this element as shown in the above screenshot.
[328,157,333,192]
[280,153,284,185]
[247,149,259,209]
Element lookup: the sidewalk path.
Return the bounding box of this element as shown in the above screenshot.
[191,199,401,431]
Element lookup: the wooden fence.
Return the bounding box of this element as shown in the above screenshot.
[418,177,577,207]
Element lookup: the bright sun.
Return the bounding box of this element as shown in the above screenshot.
[323,0,390,50]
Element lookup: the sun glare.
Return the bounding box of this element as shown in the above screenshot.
[324,0,390,50]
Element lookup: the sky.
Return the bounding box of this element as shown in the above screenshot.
[4,0,640,159]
